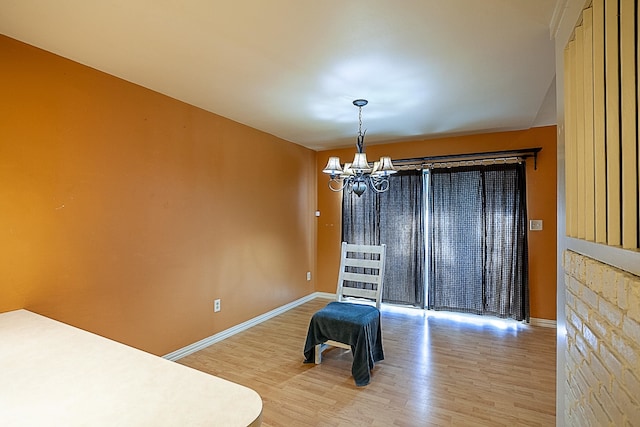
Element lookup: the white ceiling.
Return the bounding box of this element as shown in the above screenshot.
[0,0,560,151]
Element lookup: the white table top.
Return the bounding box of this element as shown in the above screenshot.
[0,309,262,426]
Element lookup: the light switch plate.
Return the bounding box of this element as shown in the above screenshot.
[529,219,543,231]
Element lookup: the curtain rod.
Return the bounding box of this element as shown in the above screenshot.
[392,147,542,170]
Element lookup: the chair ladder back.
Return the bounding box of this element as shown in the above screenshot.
[335,242,386,309]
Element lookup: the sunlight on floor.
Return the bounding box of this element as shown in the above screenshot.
[381,303,523,330]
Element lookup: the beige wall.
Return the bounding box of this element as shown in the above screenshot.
[0,35,317,356]
[316,126,558,321]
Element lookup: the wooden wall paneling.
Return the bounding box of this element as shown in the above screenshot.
[583,8,596,242]
[575,25,586,239]
[592,0,607,244]
[605,0,621,246]
[620,0,637,249]
[566,41,578,238]
[564,44,570,237]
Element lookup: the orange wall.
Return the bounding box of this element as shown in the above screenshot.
[0,35,317,355]
[316,126,557,320]
[0,33,557,358]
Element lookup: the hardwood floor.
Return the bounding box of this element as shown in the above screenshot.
[178,298,556,426]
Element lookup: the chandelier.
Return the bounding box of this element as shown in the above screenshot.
[322,99,397,197]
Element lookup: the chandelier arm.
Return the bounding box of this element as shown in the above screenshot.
[369,177,390,193]
[328,177,348,192]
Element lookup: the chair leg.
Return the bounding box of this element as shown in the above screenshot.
[315,343,323,364]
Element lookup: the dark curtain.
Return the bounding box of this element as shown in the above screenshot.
[427,163,529,321]
[342,170,425,307]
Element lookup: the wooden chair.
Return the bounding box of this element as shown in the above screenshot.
[303,242,386,386]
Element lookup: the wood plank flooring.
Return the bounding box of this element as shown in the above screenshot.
[178,298,556,426]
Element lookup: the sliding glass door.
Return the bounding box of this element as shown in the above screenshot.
[342,170,425,307]
[427,163,529,321]
[341,162,529,321]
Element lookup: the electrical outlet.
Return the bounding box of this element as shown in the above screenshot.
[214,299,221,312]
[306,271,311,281]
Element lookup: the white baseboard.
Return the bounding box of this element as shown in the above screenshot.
[163,292,323,361]
[314,292,335,300]
[529,317,557,328]
[164,293,557,361]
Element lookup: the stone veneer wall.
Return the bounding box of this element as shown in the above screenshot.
[563,250,640,425]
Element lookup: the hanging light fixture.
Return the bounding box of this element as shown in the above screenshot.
[322,99,397,197]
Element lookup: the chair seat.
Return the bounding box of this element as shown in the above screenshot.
[303,302,384,386]
[308,301,379,340]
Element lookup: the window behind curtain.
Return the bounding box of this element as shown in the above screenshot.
[427,163,529,321]
[342,170,425,307]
